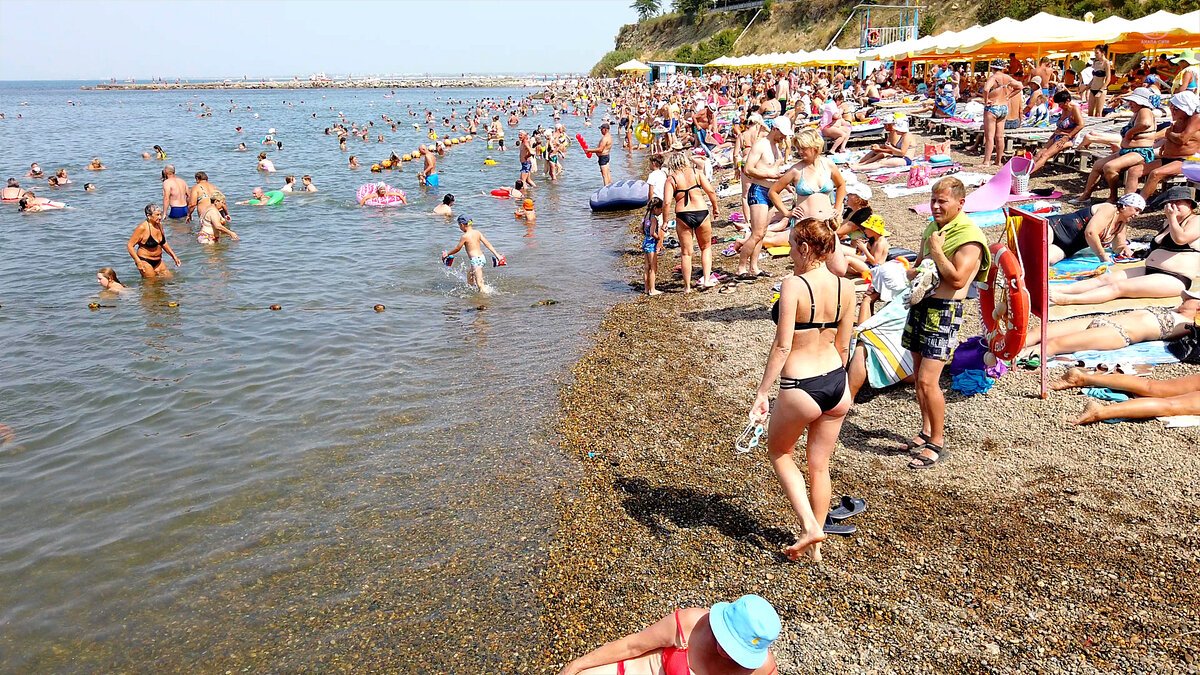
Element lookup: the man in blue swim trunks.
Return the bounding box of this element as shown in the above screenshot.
[418,145,438,188]
[737,115,789,279]
[518,130,536,188]
[981,60,1022,167]
[161,165,190,220]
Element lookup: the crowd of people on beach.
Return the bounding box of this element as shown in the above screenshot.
[546,47,1200,672]
[6,44,1200,672]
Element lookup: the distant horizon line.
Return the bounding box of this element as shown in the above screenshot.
[0,72,587,83]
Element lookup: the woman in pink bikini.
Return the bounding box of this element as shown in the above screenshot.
[560,595,780,675]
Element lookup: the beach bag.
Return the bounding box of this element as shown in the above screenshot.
[1167,325,1200,365]
[923,141,950,160]
[906,165,929,188]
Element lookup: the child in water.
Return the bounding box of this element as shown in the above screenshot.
[443,216,504,291]
[642,198,665,296]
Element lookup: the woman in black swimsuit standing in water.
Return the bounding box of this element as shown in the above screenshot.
[127,204,180,278]
[663,151,719,292]
[751,217,856,563]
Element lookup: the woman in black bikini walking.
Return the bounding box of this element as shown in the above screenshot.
[751,217,857,563]
[663,151,718,292]
[127,204,181,278]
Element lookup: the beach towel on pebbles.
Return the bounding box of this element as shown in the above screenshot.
[854,288,914,388]
[1064,341,1180,368]
[881,172,990,198]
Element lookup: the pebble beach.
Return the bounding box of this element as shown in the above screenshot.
[538,135,1200,673]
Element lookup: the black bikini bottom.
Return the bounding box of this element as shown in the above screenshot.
[780,366,847,413]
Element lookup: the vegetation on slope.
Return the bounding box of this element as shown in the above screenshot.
[591,0,1199,77]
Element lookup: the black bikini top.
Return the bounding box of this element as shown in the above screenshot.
[143,226,163,249]
[771,275,843,330]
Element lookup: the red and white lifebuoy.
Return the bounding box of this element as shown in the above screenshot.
[867,29,881,46]
[980,243,1030,360]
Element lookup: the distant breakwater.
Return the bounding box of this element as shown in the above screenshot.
[83,77,544,91]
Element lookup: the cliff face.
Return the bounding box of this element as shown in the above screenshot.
[592,1,1010,76]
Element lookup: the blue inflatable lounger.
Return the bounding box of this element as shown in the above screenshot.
[590,180,650,212]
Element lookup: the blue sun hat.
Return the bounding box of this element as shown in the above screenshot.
[709,594,781,669]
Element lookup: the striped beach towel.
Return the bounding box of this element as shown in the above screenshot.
[856,289,915,388]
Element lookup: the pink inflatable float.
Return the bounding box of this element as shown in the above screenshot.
[357,182,406,206]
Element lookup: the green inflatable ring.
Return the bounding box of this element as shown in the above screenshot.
[251,190,285,205]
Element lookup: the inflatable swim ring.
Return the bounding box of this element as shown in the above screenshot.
[980,243,1030,361]
[634,123,652,145]
[491,188,510,198]
[483,159,498,166]
[357,182,406,207]
[250,190,284,205]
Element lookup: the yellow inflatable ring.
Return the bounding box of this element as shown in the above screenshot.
[634,123,652,145]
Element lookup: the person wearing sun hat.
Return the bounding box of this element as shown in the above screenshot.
[1170,50,1199,95]
[1050,184,1199,307]
[1046,193,1143,265]
[849,113,914,172]
[1132,90,1200,201]
[841,213,892,278]
[1072,86,1161,204]
[560,595,781,675]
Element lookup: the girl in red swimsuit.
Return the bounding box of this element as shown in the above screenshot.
[561,595,780,675]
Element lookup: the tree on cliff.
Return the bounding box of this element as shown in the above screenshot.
[673,0,713,17]
[631,0,662,21]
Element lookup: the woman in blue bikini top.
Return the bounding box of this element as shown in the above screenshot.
[768,127,845,224]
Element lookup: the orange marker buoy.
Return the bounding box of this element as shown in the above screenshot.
[88,302,99,310]
[167,301,179,307]
[269,304,282,311]
[373,304,385,312]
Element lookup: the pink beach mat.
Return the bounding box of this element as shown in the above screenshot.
[911,157,1059,214]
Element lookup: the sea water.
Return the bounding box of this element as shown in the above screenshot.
[0,82,642,669]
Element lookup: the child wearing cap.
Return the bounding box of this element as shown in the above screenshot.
[560,594,781,675]
[443,216,504,292]
[516,197,535,223]
[842,214,892,278]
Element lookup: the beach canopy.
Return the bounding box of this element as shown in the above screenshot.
[709,10,1200,70]
[1106,10,1200,52]
[614,59,652,72]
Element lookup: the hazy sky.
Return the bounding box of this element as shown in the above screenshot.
[0,0,639,80]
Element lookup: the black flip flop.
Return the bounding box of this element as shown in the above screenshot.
[823,515,857,536]
[828,496,866,522]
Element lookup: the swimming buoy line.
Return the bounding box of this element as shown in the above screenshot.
[980,243,1030,361]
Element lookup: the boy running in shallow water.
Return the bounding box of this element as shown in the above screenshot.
[443,215,504,291]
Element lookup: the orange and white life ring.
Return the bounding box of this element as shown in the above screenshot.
[867,29,881,46]
[980,243,1030,360]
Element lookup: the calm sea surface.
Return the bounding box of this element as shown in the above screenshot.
[0,82,642,670]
